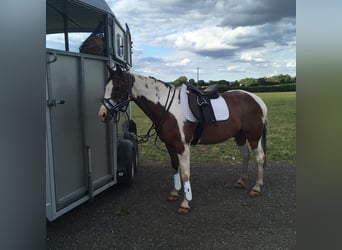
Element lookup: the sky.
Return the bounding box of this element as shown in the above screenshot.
[47,0,296,82]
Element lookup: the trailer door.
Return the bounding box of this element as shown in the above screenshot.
[46,50,117,221]
[46,52,87,212]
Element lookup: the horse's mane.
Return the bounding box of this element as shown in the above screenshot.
[147,76,173,88]
[130,73,173,88]
[148,76,166,84]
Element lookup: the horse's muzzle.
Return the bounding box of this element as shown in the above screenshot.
[98,105,110,123]
[102,113,112,123]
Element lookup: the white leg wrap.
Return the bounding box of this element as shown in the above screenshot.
[174,173,181,191]
[184,181,192,201]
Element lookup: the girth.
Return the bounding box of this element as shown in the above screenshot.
[186,84,219,145]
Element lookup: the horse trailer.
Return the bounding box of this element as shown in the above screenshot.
[46,0,138,221]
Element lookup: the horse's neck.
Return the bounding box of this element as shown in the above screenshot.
[131,74,171,124]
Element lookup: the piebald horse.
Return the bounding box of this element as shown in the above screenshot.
[98,66,268,214]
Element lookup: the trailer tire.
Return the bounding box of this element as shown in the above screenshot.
[117,139,137,185]
[128,119,137,135]
[124,130,139,172]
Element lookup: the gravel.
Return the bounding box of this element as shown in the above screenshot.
[47,161,296,250]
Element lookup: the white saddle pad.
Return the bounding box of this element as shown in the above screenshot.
[180,84,229,122]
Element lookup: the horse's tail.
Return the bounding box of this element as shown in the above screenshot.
[262,119,268,168]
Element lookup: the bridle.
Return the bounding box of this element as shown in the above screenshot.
[101,73,133,121]
[101,73,176,143]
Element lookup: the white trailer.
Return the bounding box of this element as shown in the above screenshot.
[46,0,138,221]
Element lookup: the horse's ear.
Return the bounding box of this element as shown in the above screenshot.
[115,63,122,74]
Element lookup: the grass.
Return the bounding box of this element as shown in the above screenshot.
[131,91,296,163]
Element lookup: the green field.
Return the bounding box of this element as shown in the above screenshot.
[131,91,296,163]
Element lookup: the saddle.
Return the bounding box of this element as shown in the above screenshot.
[186,84,220,145]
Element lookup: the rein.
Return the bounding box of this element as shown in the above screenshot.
[139,85,176,144]
[155,86,176,133]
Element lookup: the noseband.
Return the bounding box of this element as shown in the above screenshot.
[101,98,130,117]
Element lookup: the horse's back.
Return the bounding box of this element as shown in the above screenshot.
[222,90,267,122]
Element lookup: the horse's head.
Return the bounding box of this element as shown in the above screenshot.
[98,64,131,122]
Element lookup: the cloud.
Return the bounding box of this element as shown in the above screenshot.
[159,20,295,60]
[195,49,237,58]
[110,1,295,48]
[159,26,256,58]
[286,60,296,68]
[86,1,296,81]
[218,0,296,28]
[180,58,191,65]
[140,56,165,64]
[240,51,265,63]
[225,65,246,73]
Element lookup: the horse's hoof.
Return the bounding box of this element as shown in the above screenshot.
[167,194,179,201]
[177,206,190,214]
[234,182,245,189]
[249,189,261,197]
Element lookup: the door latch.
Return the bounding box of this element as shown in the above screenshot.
[47,99,65,107]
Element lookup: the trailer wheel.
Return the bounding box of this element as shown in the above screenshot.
[125,146,137,185]
[124,130,139,172]
[117,139,137,185]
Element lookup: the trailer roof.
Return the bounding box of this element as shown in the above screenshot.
[47,0,115,34]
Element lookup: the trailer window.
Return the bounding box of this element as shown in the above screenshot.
[117,34,124,57]
[46,33,90,52]
[46,33,66,51]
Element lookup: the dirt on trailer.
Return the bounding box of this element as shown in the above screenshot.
[46,161,296,250]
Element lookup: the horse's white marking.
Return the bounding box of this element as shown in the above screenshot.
[170,189,179,197]
[174,172,181,191]
[229,89,268,123]
[104,80,113,99]
[172,89,187,144]
[98,80,115,121]
[131,76,165,104]
[253,139,265,189]
[131,75,187,143]
[238,144,250,180]
[183,181,192,201]
[177,144,191,204]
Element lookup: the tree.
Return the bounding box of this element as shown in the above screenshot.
[198,80,205,86]
[267,74,294,85]
[218,80,230,86]
[173,76,188,87]
[231,80,239,86]
[188,78,195,85]
[239,77,256,86]
[257,77,267,85]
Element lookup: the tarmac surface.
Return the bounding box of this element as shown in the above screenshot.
[46,161,296,250]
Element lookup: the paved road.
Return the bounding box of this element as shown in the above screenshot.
[47,162,296,250]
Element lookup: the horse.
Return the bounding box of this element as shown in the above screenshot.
[98,65,268,214]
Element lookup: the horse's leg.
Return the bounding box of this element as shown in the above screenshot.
[234,132,250,189]
[177,144,192,214]
[166,144,181,201]
[234,144,250,189]
[249,139,265,196]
